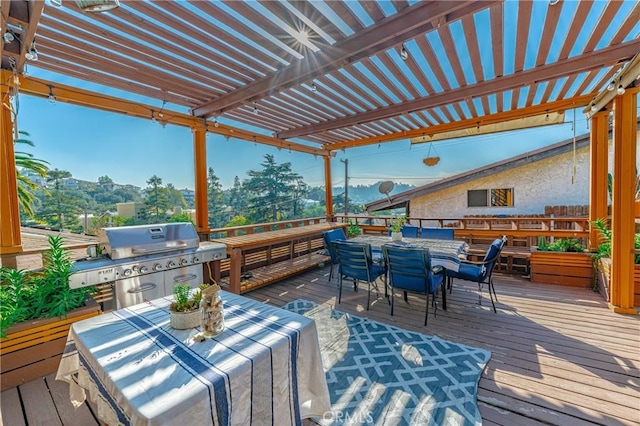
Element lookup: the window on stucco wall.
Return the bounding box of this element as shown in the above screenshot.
[468,188,514,207]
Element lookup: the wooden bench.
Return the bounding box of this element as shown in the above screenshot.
[467,244,531,275]
[210,222,347,294]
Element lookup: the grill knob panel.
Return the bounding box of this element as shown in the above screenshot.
[167,260,176,268]
[139,266,149,274]
[123,269,132,277]
[193,256,200,263]
[180,259,188,266]
[153,263,162,271]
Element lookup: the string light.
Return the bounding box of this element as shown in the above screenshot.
[616,84,625,95]
[213,118,219,127]
[311,83,317,92]
[400,44,409,60]
[606,81,615,91]
[545,111,549,121]
[253,102,259,115]
[47,85,55,103]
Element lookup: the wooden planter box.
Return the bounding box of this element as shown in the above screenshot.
[596,258,640,307]
[530,251,594,288]
[0,299,101,391]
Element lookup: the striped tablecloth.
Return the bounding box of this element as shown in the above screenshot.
[56,292,330,426]
[351,235,468,272]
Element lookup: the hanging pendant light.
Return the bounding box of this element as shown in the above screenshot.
[75,0,120,12]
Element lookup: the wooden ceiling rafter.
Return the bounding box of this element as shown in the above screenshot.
[489,2,504,78]
[346,65,396,107]
[36,22,229,96]
[322,93,595,151]
[513,0,533,73]
[266,94,334,124]
[437,25,467,88]
[328,1,365,32]
[377,52,422,99]
[277,39,640,139]
[14,0,43,73]
[414,34,452,91]
[399,47,437,96]
[609,2,640,45]
[38,37,215,103]
[581,1,623,54]
[557,1,594,61]
[535,1,563,67]
[286,1,345,43]
[167,1,281,71]
[361,58,409,102]
[191,1,494,118]
[89,4,257,85]
[461,14,485,84]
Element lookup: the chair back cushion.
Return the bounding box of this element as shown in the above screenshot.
[382,244,441,294]
[481,237,506,279]
[323,228,346,264]
[419,228,455,240]
[401,226,419,238]
[334,241,380,282]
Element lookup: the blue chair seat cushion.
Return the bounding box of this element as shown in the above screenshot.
[447,263,484,282]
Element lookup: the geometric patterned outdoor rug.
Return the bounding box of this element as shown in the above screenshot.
[282,300,491,426]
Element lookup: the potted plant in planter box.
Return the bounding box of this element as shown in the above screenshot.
[0,235,100,390]
[530,237,594,287]
[389,216,406,242]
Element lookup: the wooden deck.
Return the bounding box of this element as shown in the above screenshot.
[2,270,638,425]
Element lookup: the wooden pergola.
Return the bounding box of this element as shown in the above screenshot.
[1,0,638,313]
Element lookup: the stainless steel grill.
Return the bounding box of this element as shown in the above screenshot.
[69,223,226,309]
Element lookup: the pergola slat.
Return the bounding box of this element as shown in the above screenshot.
[461,15,485,84]
[557,1,594,60]
[437,26,468,88]
[535,1,563,67]
[514,0,533,73]
[582,1,623,53]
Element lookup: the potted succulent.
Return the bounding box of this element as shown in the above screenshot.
[530,237,594,287]
[169,284,207,330]
[389,216,406,242]
[0,235,100,390]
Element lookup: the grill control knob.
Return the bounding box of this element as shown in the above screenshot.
[167,260,176,268]
[180,259,188,266]
[192,256,200,263]
[139,266,149,274]
[123,269,132,277]
[153,263,162,271]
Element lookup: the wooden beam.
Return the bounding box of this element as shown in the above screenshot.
[322,94,594,150]
[0,71,330,157]
[192,1,499,117]
[609,87,638,315]
[193,125,209,235]
[280,39,640,139]
[324,156,334,219]
[588,111,609,251]
[0,83,22,262]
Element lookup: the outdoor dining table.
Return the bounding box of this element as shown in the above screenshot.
[350,235,468,310]
[56,291,330,426]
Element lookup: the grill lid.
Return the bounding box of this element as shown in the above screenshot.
[99,223,199,260]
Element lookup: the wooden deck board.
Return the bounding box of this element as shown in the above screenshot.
[2,270,638,425]
[0,386,26,426]
[20,378,63,426]
[45,373,98,426]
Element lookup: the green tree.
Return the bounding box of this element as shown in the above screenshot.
[97,175,114,188]
[45,169,72,229]
[144,175,170,219]
[225,215,250,227]
[14,131,49,217]
[227,175,247,217]
[165,183,187,211]
[243,154,305,222]
[207,167,225,228]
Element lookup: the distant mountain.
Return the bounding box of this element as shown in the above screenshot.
[307,181,415,205]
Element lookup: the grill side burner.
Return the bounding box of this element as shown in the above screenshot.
[69,223,226,309]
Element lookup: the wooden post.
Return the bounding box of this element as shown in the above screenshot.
[609,87,638,314]
[193,124,210,237]
[324,155,334,220]
[588,111,609,251]
[0,84,22,268]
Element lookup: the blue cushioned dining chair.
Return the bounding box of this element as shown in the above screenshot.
[401,225,419,238]
[322,228,346,283]
[382,244,444,326]
[419,227,454,240]
[446,236,506,313]
[333,240,386,310]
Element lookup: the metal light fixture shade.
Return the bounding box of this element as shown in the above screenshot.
[75,0,120,12]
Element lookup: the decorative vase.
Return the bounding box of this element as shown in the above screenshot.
[169,309,200,330]
[391,231,403,242]
[200,284,224,338]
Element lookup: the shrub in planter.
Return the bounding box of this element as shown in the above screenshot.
[0,235,96,337]
[0,235,99,390]
[531,237,593,287]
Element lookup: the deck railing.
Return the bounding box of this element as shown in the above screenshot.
[208,216,328,239]
[334,215,590,241]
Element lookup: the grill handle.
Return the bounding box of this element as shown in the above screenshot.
[131,243,188,255]
[172,273,198,284]
[127,283,157,294]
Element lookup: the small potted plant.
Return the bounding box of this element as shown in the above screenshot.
[389,216,406,242]
[169,284,207,330]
